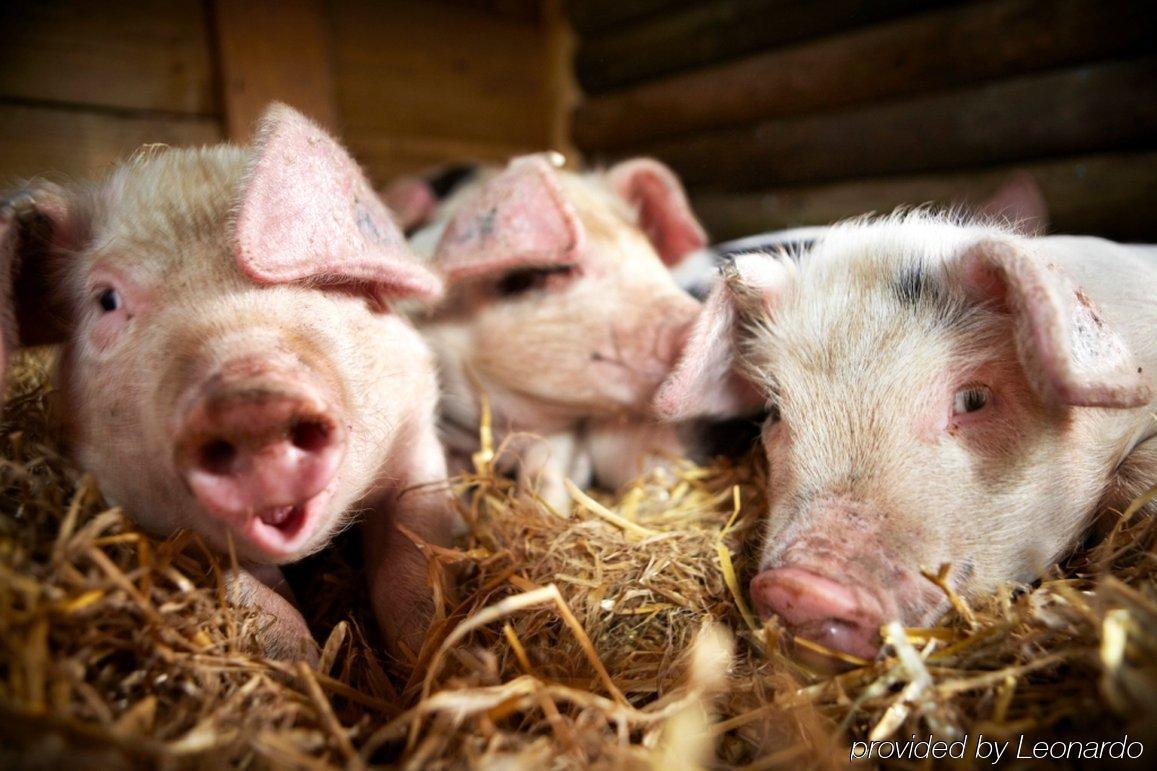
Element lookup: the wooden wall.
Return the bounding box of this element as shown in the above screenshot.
[568,0,1157,241]
[0,0,562,189]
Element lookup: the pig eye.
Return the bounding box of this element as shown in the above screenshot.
[495,265,575,297]
[766,402,782,424]
[953,384,991,415]
[96,287,122,313]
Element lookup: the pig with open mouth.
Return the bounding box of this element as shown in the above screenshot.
[0,104,456,659]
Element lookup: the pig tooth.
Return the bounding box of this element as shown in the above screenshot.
[258,505,296,527]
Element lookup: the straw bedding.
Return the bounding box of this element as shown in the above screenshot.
[1,349,1154,769]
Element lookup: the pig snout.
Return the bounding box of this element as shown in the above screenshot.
[750,567,886,662]
[174,370,346,558]
[628,296,700,381]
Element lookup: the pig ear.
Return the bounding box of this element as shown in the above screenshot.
[960,239,1150,408]
[432,155,583,282]
[653,253,786,420]
[0,185,81,396]
[380,175,437,233]
[236,103,442,302]
[979,171,1049,236]
[606,158,708,267]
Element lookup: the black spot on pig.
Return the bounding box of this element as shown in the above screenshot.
[453,207,498,245]
[893,265,930,306]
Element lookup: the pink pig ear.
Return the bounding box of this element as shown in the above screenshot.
[979,171,1049,236]
[380,174,437,233]
[1,185,83,398]
[654,253,786,420]
[236,103,441,302]
[606,158,707,267]
[433,155,583,282]
[960,239,1150,408]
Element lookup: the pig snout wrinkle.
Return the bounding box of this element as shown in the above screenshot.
[751,567,886,662]
[175,385,346,533]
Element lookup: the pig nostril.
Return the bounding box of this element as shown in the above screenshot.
[290,419,331,453]
[199,439,237,475]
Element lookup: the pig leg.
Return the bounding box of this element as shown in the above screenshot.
[518,431,592,511]
[586,419,685,490]
[363,421,457,660]
[224,564,318,664]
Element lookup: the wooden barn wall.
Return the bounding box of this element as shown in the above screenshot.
[0,0,561,190]
[566,0,1157,241]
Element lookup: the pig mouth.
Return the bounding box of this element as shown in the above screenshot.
[239,481,337,560]
[750,566,894,666]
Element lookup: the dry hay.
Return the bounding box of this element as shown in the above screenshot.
[1,349,1155,769]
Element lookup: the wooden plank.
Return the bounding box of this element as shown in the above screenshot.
[444,0,544,21]
[0,0,215,115]
[632,58,1157,190]
[575,0,1157,150]
[691,152,1157,242]
[0,103,222,183]
[546,0,582,162]
[564,0,697,35]
[212,0,338,141]
[574,0,948,93]
[331,0,552,149]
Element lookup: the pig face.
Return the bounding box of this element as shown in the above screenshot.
[2,105,443,566]
[658,214,1152,660]
[413,156,703,430]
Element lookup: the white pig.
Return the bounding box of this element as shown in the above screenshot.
[0,104,456,660]
[394,154,706,507]
[657,212,1156,661]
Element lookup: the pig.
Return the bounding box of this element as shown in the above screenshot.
[0,104,456,660]
[656,212,1157,662]
[394,154,706,507]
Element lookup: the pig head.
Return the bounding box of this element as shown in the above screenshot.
[0,104,455,657]
[405,155,705,501]
[658,213,1157,662]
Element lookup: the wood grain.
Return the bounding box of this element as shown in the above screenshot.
[0,103,222,184]
[575,0,1157,150]
[330,0,554,176]
[212,0,338,141]
[574,0,945,93]
[0,0,215,115]
[692,152,1157,242]
[634,58,1157,190]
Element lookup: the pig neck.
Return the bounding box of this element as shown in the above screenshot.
[430,333,587,446]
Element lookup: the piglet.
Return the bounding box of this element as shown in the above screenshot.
[658,212,1156,662]
[396,155,705,507]
[0,104,456,660]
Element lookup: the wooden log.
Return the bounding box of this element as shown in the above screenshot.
[631,57,1157,190]
[0,0,215,115]
[212,0,338,142]
[691,152,1157,242]
[0,102,222,183]
[574,0,946,93]
[575,0,1157,150]
[564,0,697,35]
[330,0,552,150]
